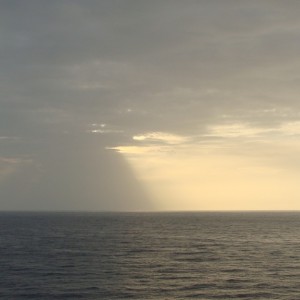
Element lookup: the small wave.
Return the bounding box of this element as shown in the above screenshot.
[179,283,217,291]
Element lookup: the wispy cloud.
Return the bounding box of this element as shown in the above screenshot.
[133,132,189,144]
[205,123,273,138]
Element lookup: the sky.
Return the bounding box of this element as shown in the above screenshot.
[1,0,300,211]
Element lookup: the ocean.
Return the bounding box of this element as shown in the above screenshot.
[0,211,299,299]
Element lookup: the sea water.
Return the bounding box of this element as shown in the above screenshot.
[0,211,299,299]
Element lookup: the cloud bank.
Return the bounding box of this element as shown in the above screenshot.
[1,1,300,210]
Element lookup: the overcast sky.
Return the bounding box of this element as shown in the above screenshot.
[1,0,300,211]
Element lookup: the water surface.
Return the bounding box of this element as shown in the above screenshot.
[0,211,299,299]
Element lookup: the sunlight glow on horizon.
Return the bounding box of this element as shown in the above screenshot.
[111,123,300,211]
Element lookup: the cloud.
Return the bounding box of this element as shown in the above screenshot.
[133,132,189,144]
[2,1,300,210]
[205,123,274,138]
[108,145,167,155]
[2,0,300,139]
[0,156,33,181]
[0,136,154,211]
[279,121,300,136]
[204,120,300,140]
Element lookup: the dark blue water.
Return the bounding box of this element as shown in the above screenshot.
[0,212,299,299]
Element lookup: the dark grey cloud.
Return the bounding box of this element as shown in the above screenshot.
[2,1,300,124]
[1,0,300,210]
[0,134,153,211]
